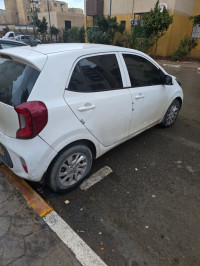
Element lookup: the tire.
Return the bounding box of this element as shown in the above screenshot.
[161,99,181,128]
[48,145,92,192]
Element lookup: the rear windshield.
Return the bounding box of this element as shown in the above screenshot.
[0,58,40,106]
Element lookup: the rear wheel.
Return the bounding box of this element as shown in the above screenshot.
[48,145,92,192]
[161,99,181,128]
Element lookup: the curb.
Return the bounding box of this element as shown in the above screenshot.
[0,165,53,217]
[0,165,107,266]
[161,63,200,71]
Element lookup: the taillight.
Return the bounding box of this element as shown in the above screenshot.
[14,101,48,139]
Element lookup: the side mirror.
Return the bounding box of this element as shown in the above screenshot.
[164,75,173,85]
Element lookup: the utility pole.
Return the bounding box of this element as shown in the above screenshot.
[131,0,135,19]
[110,0,112,16]
[47,0,52,41]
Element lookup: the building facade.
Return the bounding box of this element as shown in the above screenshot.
[0,0,84,32]
[84,0,200,58]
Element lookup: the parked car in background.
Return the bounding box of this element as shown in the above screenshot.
[15,35,41,45]
[2,31,15,40]
[0,44,183,192]
[0,38,28,49]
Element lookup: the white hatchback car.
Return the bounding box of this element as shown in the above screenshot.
[0,44,183,192]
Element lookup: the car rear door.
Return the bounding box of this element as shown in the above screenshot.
[120,53,168,135]
[64,53,132,147]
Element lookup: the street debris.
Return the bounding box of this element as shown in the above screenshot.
[100,248,104,251]
[77,230,85,233]
[48,193,57,197]
[152,195,156,198]
[36,187,44,193]
[135,168,139,171]
[174,160,182,164]
[64,200,70,204]
[186,165,194,173]
[99,232,102,235]
[145,226,149,229]
[80,208,83,211]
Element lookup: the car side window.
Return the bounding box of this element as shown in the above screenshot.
[123,54,163,87]
[68,64,86,92]
[68,54,123,92]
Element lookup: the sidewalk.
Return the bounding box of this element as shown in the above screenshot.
[0,171,80,266]
[156,59,200,70]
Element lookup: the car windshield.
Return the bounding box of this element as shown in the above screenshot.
[0,58,40,106]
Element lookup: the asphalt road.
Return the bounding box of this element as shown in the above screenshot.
[31,68,200,266]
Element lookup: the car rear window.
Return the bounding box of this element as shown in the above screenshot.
[0,58,40,106]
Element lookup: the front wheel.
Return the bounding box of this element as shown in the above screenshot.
[48,145,92,192]
[161,99,181,128]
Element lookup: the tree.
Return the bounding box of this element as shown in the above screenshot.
[37,17,48,40]
[143,0,173,54]
[126,26,154,52]
[63,27,85,43]
[87,15,124,45]
[32,7,40,37]
[50,25,59,42]
[172,37,197,60]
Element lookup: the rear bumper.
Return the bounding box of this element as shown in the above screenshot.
[0,131,57,182]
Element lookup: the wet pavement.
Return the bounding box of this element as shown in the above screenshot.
[30,68,200,266]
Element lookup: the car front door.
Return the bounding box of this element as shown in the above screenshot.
[64,53,132,147]
[120,53,168,135]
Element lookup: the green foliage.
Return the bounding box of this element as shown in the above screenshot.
[172,37,198,60]
[189,15,200,26]
[63,27,85,43]
[126,26,153,52]
[37,17,48,35]
[143,0,173,53]
[87,15,124,45]
[50,25,59,36]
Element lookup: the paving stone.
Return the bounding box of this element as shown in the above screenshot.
[43,244,81,266]
[25,228,59,258]
[0,216,11,237]
[0,194,24,216]
[0,234,25,265]
[0,177,14,204]
[10,206,45,236]
[8,256,43,266]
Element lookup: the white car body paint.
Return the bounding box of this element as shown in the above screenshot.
[0,44,183,182]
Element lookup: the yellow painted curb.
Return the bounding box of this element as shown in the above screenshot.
[0,165,53,217]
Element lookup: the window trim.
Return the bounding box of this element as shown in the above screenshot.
[66,52,127,93]
[119,52,164,88]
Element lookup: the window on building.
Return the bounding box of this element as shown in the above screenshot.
[65,21,71,30]
[68,55,123,92]
[123,54,163,87]
[54,3,57,7]
[27,16,30,21]
[192,24,200,39]
[120,21,126,31]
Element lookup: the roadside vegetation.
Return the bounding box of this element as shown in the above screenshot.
[29,0,198,60]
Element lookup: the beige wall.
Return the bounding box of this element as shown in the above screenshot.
[103,0,195,16]
[103,0,176,15]
[174,0,195,15]
[38,11,84,29]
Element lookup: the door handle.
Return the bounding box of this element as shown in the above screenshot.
[135,93,144,99]
[78,104,95,112]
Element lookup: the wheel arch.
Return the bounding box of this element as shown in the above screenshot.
[175,96,183,108]
[46,139,97,175]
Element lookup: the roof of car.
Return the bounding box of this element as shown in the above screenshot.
[18,43,136,55]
